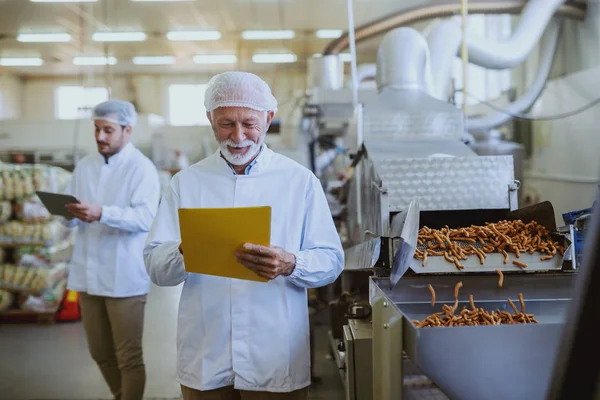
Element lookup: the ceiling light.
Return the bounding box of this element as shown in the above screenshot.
[132,56,175,65]
[0,58,44,66]
[73,56,117,66]
[193,54,237,64]
[166,31,221,41]
[315,29,343,39]
[252,53,297,64]
[30,0,97,2]
[92,32,146,42]
[242,30,295,40]
[131,0,193,2]
[17,33,72,43]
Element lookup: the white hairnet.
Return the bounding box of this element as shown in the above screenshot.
[92,100,138,127]
[204,71,278,113]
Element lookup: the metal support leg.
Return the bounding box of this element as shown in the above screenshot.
[372,297,403,400]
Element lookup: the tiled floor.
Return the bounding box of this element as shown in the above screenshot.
[0,284,345,400]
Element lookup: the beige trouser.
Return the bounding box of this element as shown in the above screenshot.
[79,292,147,400]
[181,385,309,400]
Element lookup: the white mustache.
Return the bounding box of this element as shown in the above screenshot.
[224,139,254,148]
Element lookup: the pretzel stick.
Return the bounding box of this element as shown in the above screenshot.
[469,294,476,311]
[443,251,454,263]
[454,281,463,299]
[422,250,428,267]
[517,293,526,314]
[507,298,519,314]
[501,250,509,264]
[513,260,528,269]
[454,259,465,270]
[428,284,435,307]
[496,269,504,288]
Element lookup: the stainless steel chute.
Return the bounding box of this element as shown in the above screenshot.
[370,272,575,400]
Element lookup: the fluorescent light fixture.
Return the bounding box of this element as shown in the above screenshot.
[193,54,237,64]
[132,56,175,65]
[73,56,117,66]
[252,53,297,64]
[92,32,147,42]
[166,31,221,41]
[17,33,72,43]
[315,29,343,39]
[242,30,295,40]
[30,0,97,2]
[0,58,44,66]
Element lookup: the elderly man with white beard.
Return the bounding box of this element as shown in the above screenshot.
[143,71,344,400]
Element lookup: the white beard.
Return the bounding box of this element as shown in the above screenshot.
[219,137,263,165]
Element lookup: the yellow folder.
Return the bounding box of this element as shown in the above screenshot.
[178,206,271,282]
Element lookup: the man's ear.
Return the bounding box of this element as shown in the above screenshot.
[266,111,275,127]
[124,126,133,136]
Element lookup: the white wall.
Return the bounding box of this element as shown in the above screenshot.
[0,72,23,119]
[516,6,600,222]
[17,69,307,146]
[523,66,600,222]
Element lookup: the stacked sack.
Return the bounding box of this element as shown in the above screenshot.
[0,163,74,316]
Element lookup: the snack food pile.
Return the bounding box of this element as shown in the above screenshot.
[415,220,566,270]
[413,282,538,328]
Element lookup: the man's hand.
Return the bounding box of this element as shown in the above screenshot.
[65,201,102,223]
[235,243,296,281]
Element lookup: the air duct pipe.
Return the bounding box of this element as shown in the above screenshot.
[376,28,434,94]
[462,0,567,70]
[427,0,568,99]
[323,0,586,56]
[307,55,344,90]
[466,20,563,132]
[427,18,464,100]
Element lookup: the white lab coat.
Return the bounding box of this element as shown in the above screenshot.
[65,142,161,297]
[144,146,344,392]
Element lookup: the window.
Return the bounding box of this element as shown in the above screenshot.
[452,14,512,106]
[168,84,210,126]
[55,86,109,119]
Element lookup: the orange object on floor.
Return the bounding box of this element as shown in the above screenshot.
[55,290,81,322]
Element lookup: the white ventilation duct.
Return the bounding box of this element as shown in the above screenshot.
[307,55,344,90]
[427,17,463,100]
[462,0,567,69]
[376,27,434,94]
[427,0,568,99]
[466,20,562,132]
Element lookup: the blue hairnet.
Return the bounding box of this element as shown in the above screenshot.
[92,100,138,127]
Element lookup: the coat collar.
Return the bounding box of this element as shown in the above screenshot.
[214,144,273,176]
[97,142,135,165]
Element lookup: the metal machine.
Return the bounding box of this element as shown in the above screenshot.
[301,56,378,184]
[325,25,585,400]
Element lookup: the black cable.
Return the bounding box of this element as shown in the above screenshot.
[461,90,600,121]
